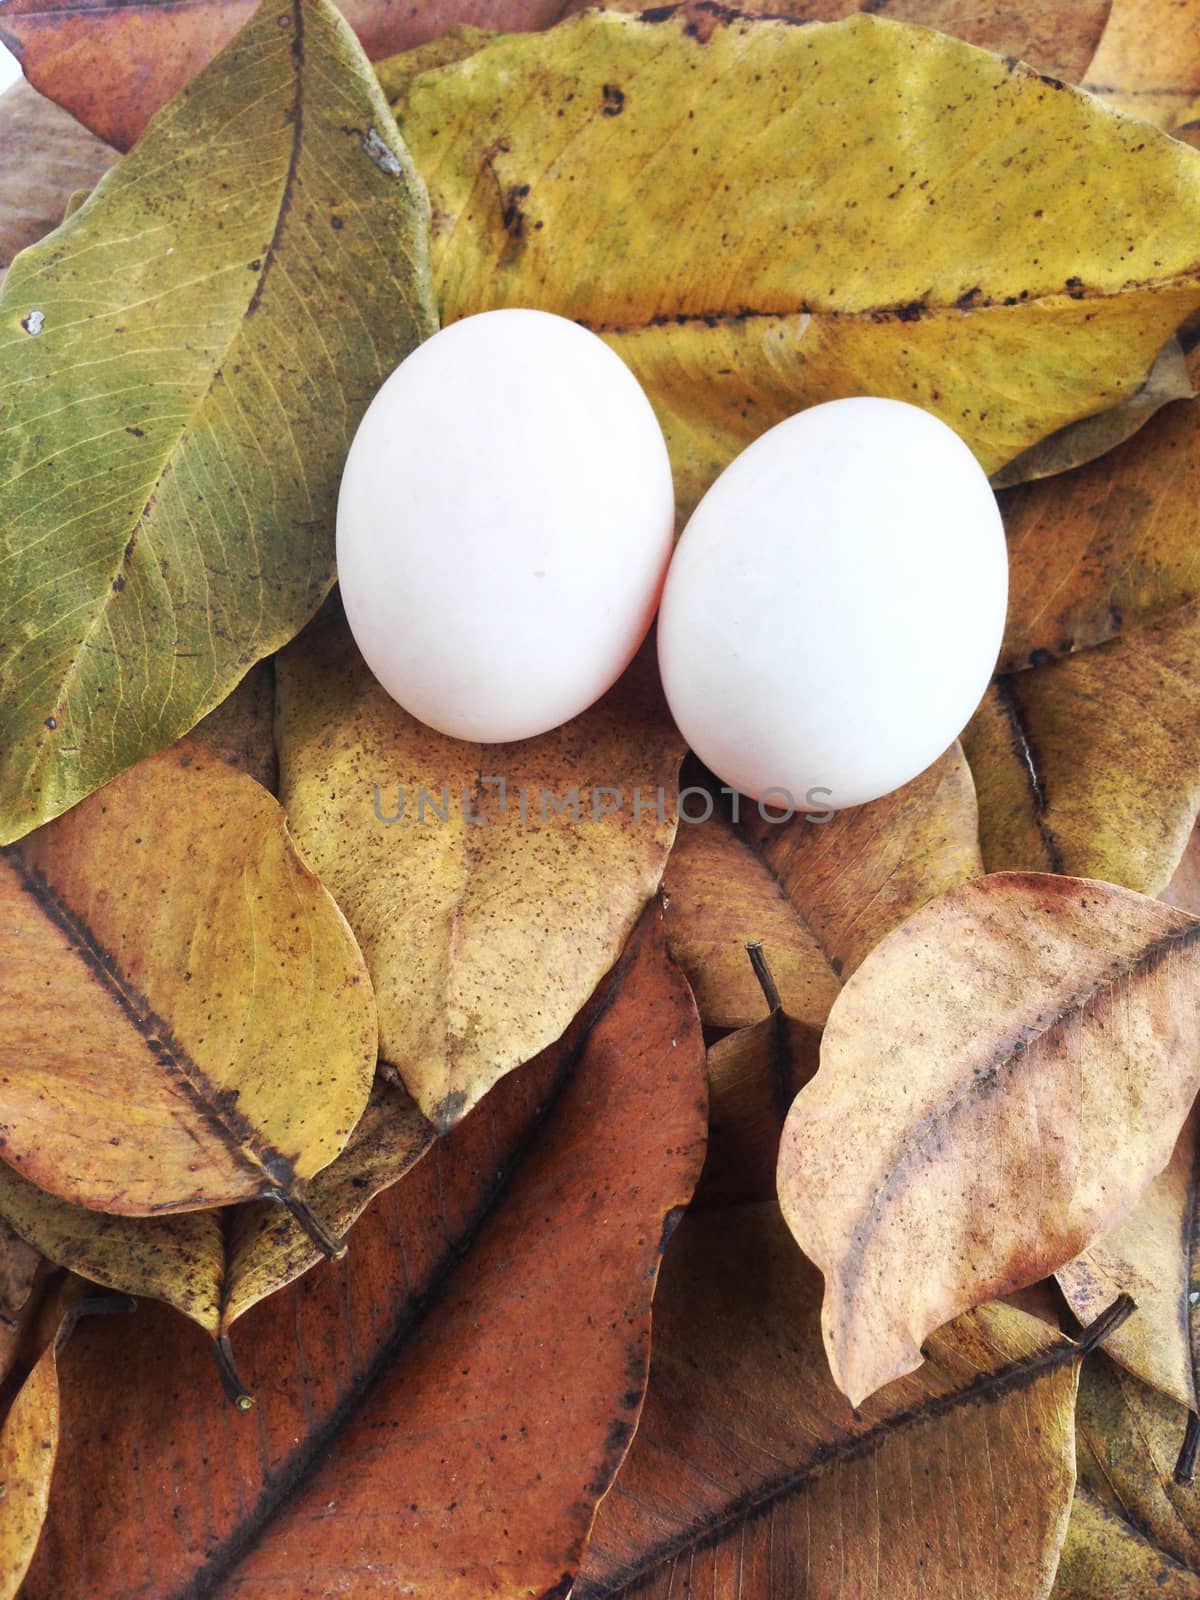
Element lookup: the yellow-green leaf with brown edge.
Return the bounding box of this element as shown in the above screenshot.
[778,871,1200,1406]
[0,1075,432,1386]
[275,600,683,1131]
[664,743,980,1031]
[0,739,376,1216]
[388,6,1200,525]
[0,0,437,848]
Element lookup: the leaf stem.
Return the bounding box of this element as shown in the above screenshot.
[1177,1410,1200,1485]
[214,1334,255,1412]
[745,941,781,1014]
[272,1190,347,1260]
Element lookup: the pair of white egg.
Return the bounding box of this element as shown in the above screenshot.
[337,309,1007,811]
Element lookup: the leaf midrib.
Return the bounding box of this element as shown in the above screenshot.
[573,1322,1083,1599]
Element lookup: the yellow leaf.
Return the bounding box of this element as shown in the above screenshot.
[275,601,682,1130]
[0,740,376,1213]
[388,7,1200,522]
[778,871,1200,1405]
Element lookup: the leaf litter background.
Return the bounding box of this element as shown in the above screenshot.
[1,0,1200,1596]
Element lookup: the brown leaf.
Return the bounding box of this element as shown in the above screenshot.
[664,744,980,1030]
[19,902,707,1599]
[699,1004,819,1207]
[576,1203,1087,1600]
[778,871,1200,1405]
[997,394,1200,674]
[0,80,114,277]
[276,599,683,1131]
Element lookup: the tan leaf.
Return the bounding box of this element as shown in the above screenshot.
[1057,1107,1199,1410]
[0,740,376,1214]
[664,744,980,1030]
[388,7,1200,525]
[778,871,1200,1404]
[275,600,682,1131]
[1082,0,1200,131]
[577,1203,1089,1600]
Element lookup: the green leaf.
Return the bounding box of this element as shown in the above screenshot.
[0,0,436,846]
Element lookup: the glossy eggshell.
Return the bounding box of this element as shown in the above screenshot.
[337,308,675,743]
[656,397,1008,810]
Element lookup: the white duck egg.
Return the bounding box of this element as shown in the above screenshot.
[337,308,675,744]
[657,397,1008,811]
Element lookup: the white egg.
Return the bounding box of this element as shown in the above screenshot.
[337,308,675,743]
[657,398,1007,811]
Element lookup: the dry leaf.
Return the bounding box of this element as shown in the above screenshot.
[0,80,113,277]
[699,1001,819,1207]
[1056,1108,1199,1411]
[997,394,1200,673]
[1052,1355,1200,1596]
[0,0,436,847]
[275,600,683,1130]
[0,1327,60,1599]
[0,0,1112,153]
[1053,835,1200,1416]
[0,1075,432,1366]
[19,904,707,1600]
[0,739,376,1215]
[388,7,1200,524]
[1082,0,1200,130]
[965,603,1200,895]
[991,336,1195,489]
[664,744,980,1030]
[577,1203,1091,1600]
[778,871,1200,1405]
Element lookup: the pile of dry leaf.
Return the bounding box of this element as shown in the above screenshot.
[1,0,1200,1595]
